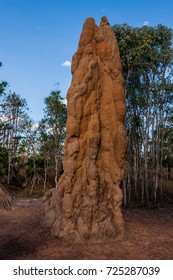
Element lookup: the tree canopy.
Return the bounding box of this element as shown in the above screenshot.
[113,23,173,206]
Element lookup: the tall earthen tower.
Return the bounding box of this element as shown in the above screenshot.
[43,16,127,241]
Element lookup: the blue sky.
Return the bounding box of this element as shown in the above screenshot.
[0,0,173,121]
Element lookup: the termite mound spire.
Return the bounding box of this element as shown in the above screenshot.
[42,16,127,242]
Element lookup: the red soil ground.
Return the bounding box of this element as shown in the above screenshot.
[0,198,173,260]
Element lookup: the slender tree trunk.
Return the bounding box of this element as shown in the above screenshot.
[43,159,48,193]
[30,158,36,196]
[55,155,58,185]
[154,105,159,205]
[7,152,11,185]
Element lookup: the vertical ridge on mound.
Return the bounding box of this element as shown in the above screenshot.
[42,16,127,242]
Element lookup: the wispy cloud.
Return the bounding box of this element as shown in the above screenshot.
[142,21,150,26]
[61,60,71,67]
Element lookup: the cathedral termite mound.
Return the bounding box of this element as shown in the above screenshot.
[42,16,127,242]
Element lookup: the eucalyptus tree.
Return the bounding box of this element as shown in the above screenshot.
[38,90,67,188]
[113,23,173,206]
[0,91,32,184]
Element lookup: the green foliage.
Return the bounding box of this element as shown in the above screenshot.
[39,90,67,156]
[0,88,32,187]
[162,127,173,167]
[0,81,8,95]
[0,91,31,143]
[112,23,173,205]
[0,146,8,175]
[113,23,173,137]
[25,155,44,176]
[38,90,67,185]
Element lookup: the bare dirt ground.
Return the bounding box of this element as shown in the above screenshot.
[0,198,173,260]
